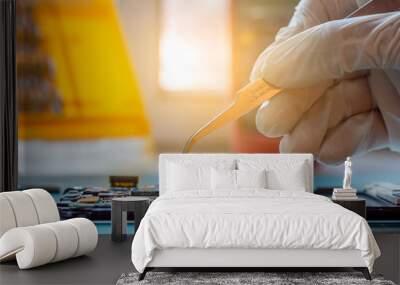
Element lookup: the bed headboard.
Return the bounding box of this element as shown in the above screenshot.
[159,153,314,195]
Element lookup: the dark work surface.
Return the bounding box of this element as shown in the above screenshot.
[315,188,400,220]
[0,235,134,285]
[315,188,400,233]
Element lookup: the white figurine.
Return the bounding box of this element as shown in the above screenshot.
[343,157,352,189]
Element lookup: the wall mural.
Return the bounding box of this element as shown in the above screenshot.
[17,0,150,140]
[16,0,400,223]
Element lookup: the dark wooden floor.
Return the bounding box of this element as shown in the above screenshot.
[0,235,134,285]
[1,234,396,284]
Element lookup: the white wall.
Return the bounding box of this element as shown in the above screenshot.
[18,138,156,176]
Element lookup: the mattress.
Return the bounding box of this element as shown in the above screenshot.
[131,190,380,273]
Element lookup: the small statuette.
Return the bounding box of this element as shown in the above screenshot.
[343,157,352,190]
[332,157,357,200]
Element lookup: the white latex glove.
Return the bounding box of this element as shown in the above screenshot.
[251,0,400,164]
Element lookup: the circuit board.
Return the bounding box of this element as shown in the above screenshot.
[57,185,159,220]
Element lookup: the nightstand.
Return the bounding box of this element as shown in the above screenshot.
[111,197,150,242]
[332,198,366,219]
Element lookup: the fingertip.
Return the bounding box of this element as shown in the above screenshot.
[255,91,307,138]
[317,112,373,164]
[255,100,286,138]
[279,130,320,155]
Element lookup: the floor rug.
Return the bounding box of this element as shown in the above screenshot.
[116,271,395,285]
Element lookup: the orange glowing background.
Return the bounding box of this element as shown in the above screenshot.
[159,0,231,93]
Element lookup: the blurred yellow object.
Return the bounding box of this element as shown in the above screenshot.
[19,0,150,140]
[183,79,281,153]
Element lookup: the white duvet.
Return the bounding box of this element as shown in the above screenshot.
[131,190,380,272]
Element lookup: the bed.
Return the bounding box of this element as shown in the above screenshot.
[131,154,380,280]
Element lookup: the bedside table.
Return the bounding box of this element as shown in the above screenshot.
[111,197,150,242]
[332,198,366,218]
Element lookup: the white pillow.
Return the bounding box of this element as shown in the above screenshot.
[166,159,236,192]
[167,162,211,191]
[238,159,309,191]
[211,168,236,190]
[236,169,267,189]
[211,169,268,190]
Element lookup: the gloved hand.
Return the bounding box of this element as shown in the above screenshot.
[251,0,400,164]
